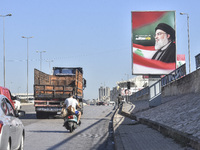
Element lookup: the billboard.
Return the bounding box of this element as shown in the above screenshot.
[132,11,176,75]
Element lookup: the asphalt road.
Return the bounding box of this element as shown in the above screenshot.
[20,104,115,150]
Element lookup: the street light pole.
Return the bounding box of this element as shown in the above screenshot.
[180,12,191,73]
[125,73,129,102]
[46,60,53,74]
[0,13,12,87]
[22,36,33,101]
[36,50,46,71]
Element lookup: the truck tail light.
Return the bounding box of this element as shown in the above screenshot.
[0,121,3,134]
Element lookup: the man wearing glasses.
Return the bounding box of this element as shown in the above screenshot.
[152,23,176,63]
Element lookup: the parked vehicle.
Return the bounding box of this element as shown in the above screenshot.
[63,113,80,133]
[0,95,25,150]
[97,102,105,106]
[109,101,115,106]
[14,99,21,111]
[28,98,34,103]
[34,67,86,119]
[13,95,21,111]
[0,86,15,109]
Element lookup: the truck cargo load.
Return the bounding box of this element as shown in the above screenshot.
[34,67,86,119]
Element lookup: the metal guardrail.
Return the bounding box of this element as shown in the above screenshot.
[149,80,161,98]
[161,64,186,87]
[133,64,186,101]
[148,64,186,107]
[149,80,161,107]
[128,54,200,108]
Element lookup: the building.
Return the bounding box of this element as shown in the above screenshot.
[117,75,149,97]
[110,86,120,102]
[98,86,110,102]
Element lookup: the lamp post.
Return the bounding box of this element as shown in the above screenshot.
[36,50,46,71]
[22,36,33,101]
[125,73,129,102]
[0,13,12,87]
[180,12,191,73]
[46,60,53,74]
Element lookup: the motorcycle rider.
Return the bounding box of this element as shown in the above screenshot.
[63,93,81,125]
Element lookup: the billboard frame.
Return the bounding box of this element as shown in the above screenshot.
[131,10,177,76]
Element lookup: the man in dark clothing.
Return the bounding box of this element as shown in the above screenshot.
[117,94,123,108]
[152,23,176,63]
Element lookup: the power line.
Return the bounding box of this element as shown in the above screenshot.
[1,47,130,62]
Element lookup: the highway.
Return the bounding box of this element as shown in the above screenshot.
[20,104,115,150]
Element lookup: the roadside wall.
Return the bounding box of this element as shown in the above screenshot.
[162,68,200,97]
[129,92,149,102]
[129,68,200,101]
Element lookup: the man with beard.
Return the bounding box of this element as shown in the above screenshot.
[152,23,176,63]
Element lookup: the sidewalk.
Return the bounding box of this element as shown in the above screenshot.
[113,102,195,150]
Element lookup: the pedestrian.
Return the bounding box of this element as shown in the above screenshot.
[117,94,122,108]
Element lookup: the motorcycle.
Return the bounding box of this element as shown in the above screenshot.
[63,113,80,133]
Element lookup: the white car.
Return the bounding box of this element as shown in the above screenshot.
[0,95,25,150]
[14,99,21,110]
[109,101,115,106]
[12,95,21,110]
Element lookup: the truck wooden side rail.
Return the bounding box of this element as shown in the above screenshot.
[34,67,85,119]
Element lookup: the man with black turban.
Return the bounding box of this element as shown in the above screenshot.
[152,23,176,63]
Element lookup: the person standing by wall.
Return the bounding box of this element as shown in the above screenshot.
[117,94,122,108]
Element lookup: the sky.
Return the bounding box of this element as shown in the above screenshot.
[0,0,199,100]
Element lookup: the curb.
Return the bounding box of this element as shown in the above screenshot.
[112,107,125,150]
[121,109,200,150]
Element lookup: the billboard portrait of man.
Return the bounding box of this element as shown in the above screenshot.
[152,23,175,63]
[132,11,176,75]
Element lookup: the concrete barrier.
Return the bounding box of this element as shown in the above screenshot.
[162,68,200,97]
